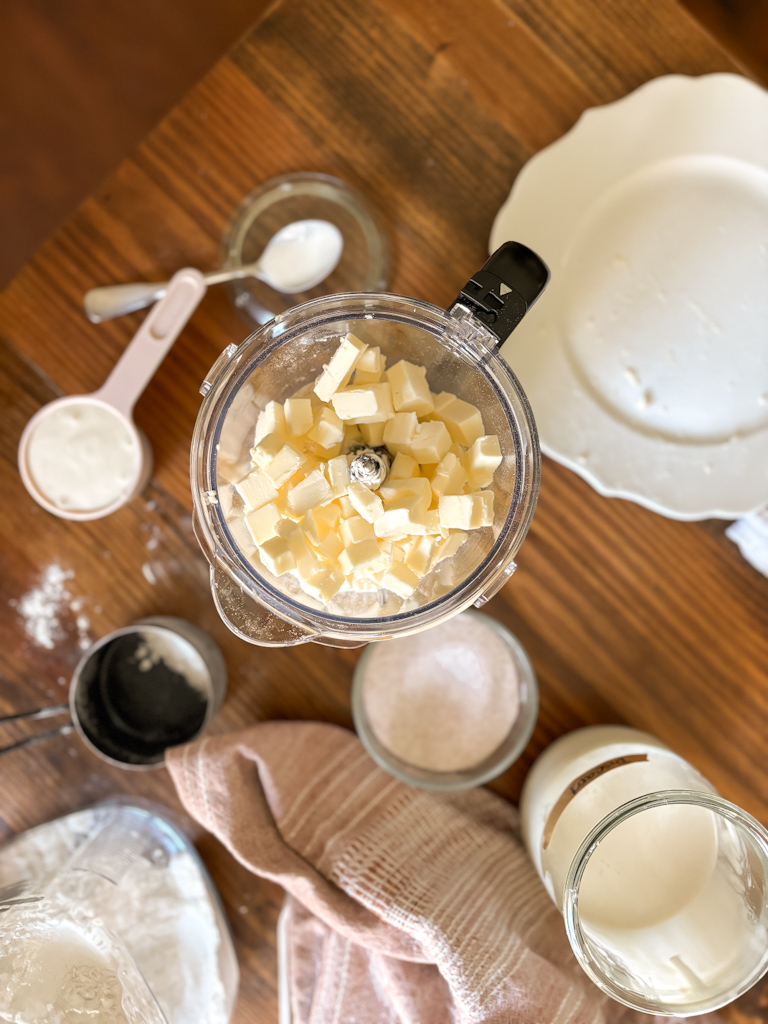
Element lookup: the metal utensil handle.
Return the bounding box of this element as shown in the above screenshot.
[84,263,257,323]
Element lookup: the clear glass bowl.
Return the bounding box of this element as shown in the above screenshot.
[350,611,539,790]
[191,293,540,647]
[223,172,390,326]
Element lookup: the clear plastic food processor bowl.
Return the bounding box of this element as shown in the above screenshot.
[191,244,547,648]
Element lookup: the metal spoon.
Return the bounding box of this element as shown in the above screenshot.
[84,219,344,323]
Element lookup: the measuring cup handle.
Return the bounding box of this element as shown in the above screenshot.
[94,268,207,416]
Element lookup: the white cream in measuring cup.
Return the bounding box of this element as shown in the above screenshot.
[18,268,206,520]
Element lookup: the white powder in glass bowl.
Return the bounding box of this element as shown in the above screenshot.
[359,613,521,772]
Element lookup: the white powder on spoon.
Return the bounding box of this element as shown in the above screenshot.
[360,613,521,772]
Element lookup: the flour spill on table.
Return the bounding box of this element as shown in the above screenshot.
[9,564,93,651]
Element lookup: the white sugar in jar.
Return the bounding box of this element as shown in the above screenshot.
[520,725,768,1015]
[351,610,538,791]
[19,397,149,519]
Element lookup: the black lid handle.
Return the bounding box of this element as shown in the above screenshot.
[452,242,550,343]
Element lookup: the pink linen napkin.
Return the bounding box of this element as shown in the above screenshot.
[166,721,635,1024]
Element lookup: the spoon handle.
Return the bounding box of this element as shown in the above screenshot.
[84,263,259,323]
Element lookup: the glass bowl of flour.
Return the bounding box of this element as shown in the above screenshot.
[351,610,539,790]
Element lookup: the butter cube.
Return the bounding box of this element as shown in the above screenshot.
[386,360,434,416]
[301,566,344,602]
[423,509,444,536]
[284,397,314,437]
[301,504,334,546]
[337,495,355,518]
[374,496,428,538]
[277,518,321,580]
[405,535,435,576]
[430,451,468,499]
[389,452,419,479]
[431,392,456,417]
[314,333,368,402]
[432,531,468,566]
[360,422,386,447]
[338,534,382,573]
[382,411,418,453]
[245,501,281,546]
[309,406,344,448]
[326,455,351,497]
[379,477,432,515]
[286,467,333,516]
[348,480,385,523]
[463,434,503,488]
[408,420,452,464]
[250,432,284,469]
[342,424,365,451]
[254,401,286,444]
[314,531,344,561]
[353,346,386,383]
[264,444,305,488]
[235,467,279,512]
[438,492,494,530]
[340,515,375,547]
[381,562,420,598]
[431,395,484,446]
[331,383,394,424]
[258,535,296,577]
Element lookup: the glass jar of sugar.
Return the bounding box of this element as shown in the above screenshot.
[520,725,768,1015]
[351,610,538,790]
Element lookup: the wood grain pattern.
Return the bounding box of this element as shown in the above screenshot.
[0,0,766,1020]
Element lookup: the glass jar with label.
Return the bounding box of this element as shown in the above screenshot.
[520,725,768,1016]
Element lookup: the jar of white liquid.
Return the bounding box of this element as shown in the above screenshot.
[520,725,768,1016]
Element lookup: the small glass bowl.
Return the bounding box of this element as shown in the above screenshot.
[222,171,391,326]
[351,611,539,791]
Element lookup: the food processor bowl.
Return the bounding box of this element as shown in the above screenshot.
[191,243,547,647]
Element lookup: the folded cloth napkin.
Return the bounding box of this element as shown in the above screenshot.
[166,722,635,1024]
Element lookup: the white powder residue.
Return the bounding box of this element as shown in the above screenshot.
[134,631,211,696]
[0,809,231,1024]
[361,613,521,772]
[10,564,92,651]
[142,563,158,585]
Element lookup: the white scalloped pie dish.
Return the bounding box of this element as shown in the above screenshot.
[492,74,768,520]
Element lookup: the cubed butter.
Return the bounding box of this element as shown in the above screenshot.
[386,360,434,416]
[326,455,351,497]
[250,432,284,469]
[338,536,382,573]
[430,451,468,499]
[245,501,281,546]
[301,566,344,602]
[463,434,502,488]
[340,515,375,547]
[374,496,428,538]
[330,383,394,424]
[264,444,305,488]
[408,420,452,464]
[309,406,344,448]
[258,535,296,577]
[277,518,321,580]
[314,334,368,402]
[382,411,418,453]
[353,346,385,383]
[348,480,385,523]
[284,397,314,436]
[360,422,386,447]
[381,562,420,598]
[254,401,286,444]
[405,535,435,576]
[431,395,484,446]
[235,467,279,512]
[438,491,494,530]
[379,476,432,515]
[314,530,344,561]
[286,467,333,515]
[389,452,419,479]
[431,531,468,566]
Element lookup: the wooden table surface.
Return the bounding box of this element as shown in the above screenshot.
[1,0,766,1020]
